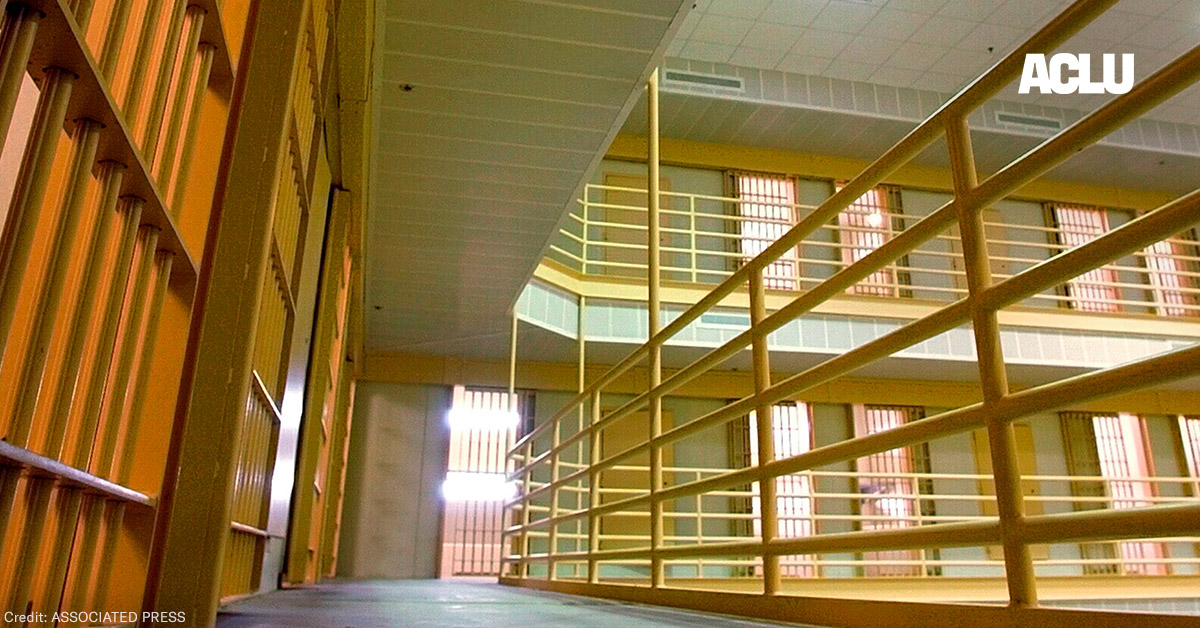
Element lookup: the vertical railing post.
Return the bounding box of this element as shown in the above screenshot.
[587,390,602,584]
[581,196,589,275]
[749,270,781,595]
[575,296,587,578]
[519,440,533,578]
[646,67,665,589]
[690,195,697,283]
[547,414,561,581]
[946,116,1038,607]
[508,309,530,578]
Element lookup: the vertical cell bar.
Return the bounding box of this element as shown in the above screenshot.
[945,116,1037,606]
[9,119,102,448]
[98,0,134,79]
[169,43,215,215]
[646,67,664,589]
[66,495,105,613]
[38,487,84,618]
[45,162,126,458]
[91,501,125,610]
[71,0,97,31]
[72,198,143,470]
[140,0,188,156]
[121,0,175,118]
[750,270,781,595]
[117,251,175,484]
[0,4,40,145]
[0,68,75,369]
[5,478,53,614]
[0,68,74,550]
[154,6,205,185]
[94,226,161,479]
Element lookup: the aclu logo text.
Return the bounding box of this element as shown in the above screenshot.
[1019,53,1134,95]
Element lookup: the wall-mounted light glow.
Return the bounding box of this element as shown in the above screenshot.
[865,212,884,228]
[447,406,520,430]
[442,471,517,502]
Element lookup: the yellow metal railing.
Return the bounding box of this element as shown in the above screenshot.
[549,184,1200,317]
[503,1,1200,625]
[518,464,1200,580]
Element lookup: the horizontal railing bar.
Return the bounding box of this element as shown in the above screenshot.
[514,503,1199,565]
[1022,503,1200,545]
[0,441,153,507]
[507,341,1200,532]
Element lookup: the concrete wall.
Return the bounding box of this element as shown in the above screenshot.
[338,382,452,579]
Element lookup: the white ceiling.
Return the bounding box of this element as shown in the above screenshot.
[367,0,691,353]
[618,92,1200,195]
[669,0,1200,125]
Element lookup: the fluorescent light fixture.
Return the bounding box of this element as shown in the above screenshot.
[442,471,517,502]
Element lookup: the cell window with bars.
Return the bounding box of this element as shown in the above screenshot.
[734,172,799,291]
[1061,411,1167,575]
[1051,204,1123,313]
[852,405,932,577]
[1143,231,1200,317]
[836,184,908,298]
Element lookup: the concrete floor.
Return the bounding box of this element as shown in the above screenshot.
[217,580,817,627]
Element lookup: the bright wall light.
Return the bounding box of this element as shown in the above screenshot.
[442,471,517,502]
[447,407,519,430]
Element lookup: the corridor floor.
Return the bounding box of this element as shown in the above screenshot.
[216,580,817,627]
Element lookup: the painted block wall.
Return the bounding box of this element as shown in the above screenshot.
[338,382,452,579]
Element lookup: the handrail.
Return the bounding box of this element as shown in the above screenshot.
[506,0,1200,610]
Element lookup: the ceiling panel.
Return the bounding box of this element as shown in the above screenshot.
[623,91,1200,195]
[375,132,599,170]
[378,109,607,152]
[367,0,691,354]
[673,0,1200,125]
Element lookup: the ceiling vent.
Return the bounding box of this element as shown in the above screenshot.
[995,111,1062,131]
[663,70,745,93]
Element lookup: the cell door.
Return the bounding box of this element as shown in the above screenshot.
[598,409,673,552]
[852,405,925,577]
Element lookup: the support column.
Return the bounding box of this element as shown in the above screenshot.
[145,1,307,623]
[749,271,781,595]
[547,409,562,580]
[575,296,587,575]
[587,390,602,584]
[945,116,1037,607]
[646,68,665,589]
[509,308,518,397]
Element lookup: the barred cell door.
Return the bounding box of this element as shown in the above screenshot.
[853,405,925,577]
[439,387,522,578]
